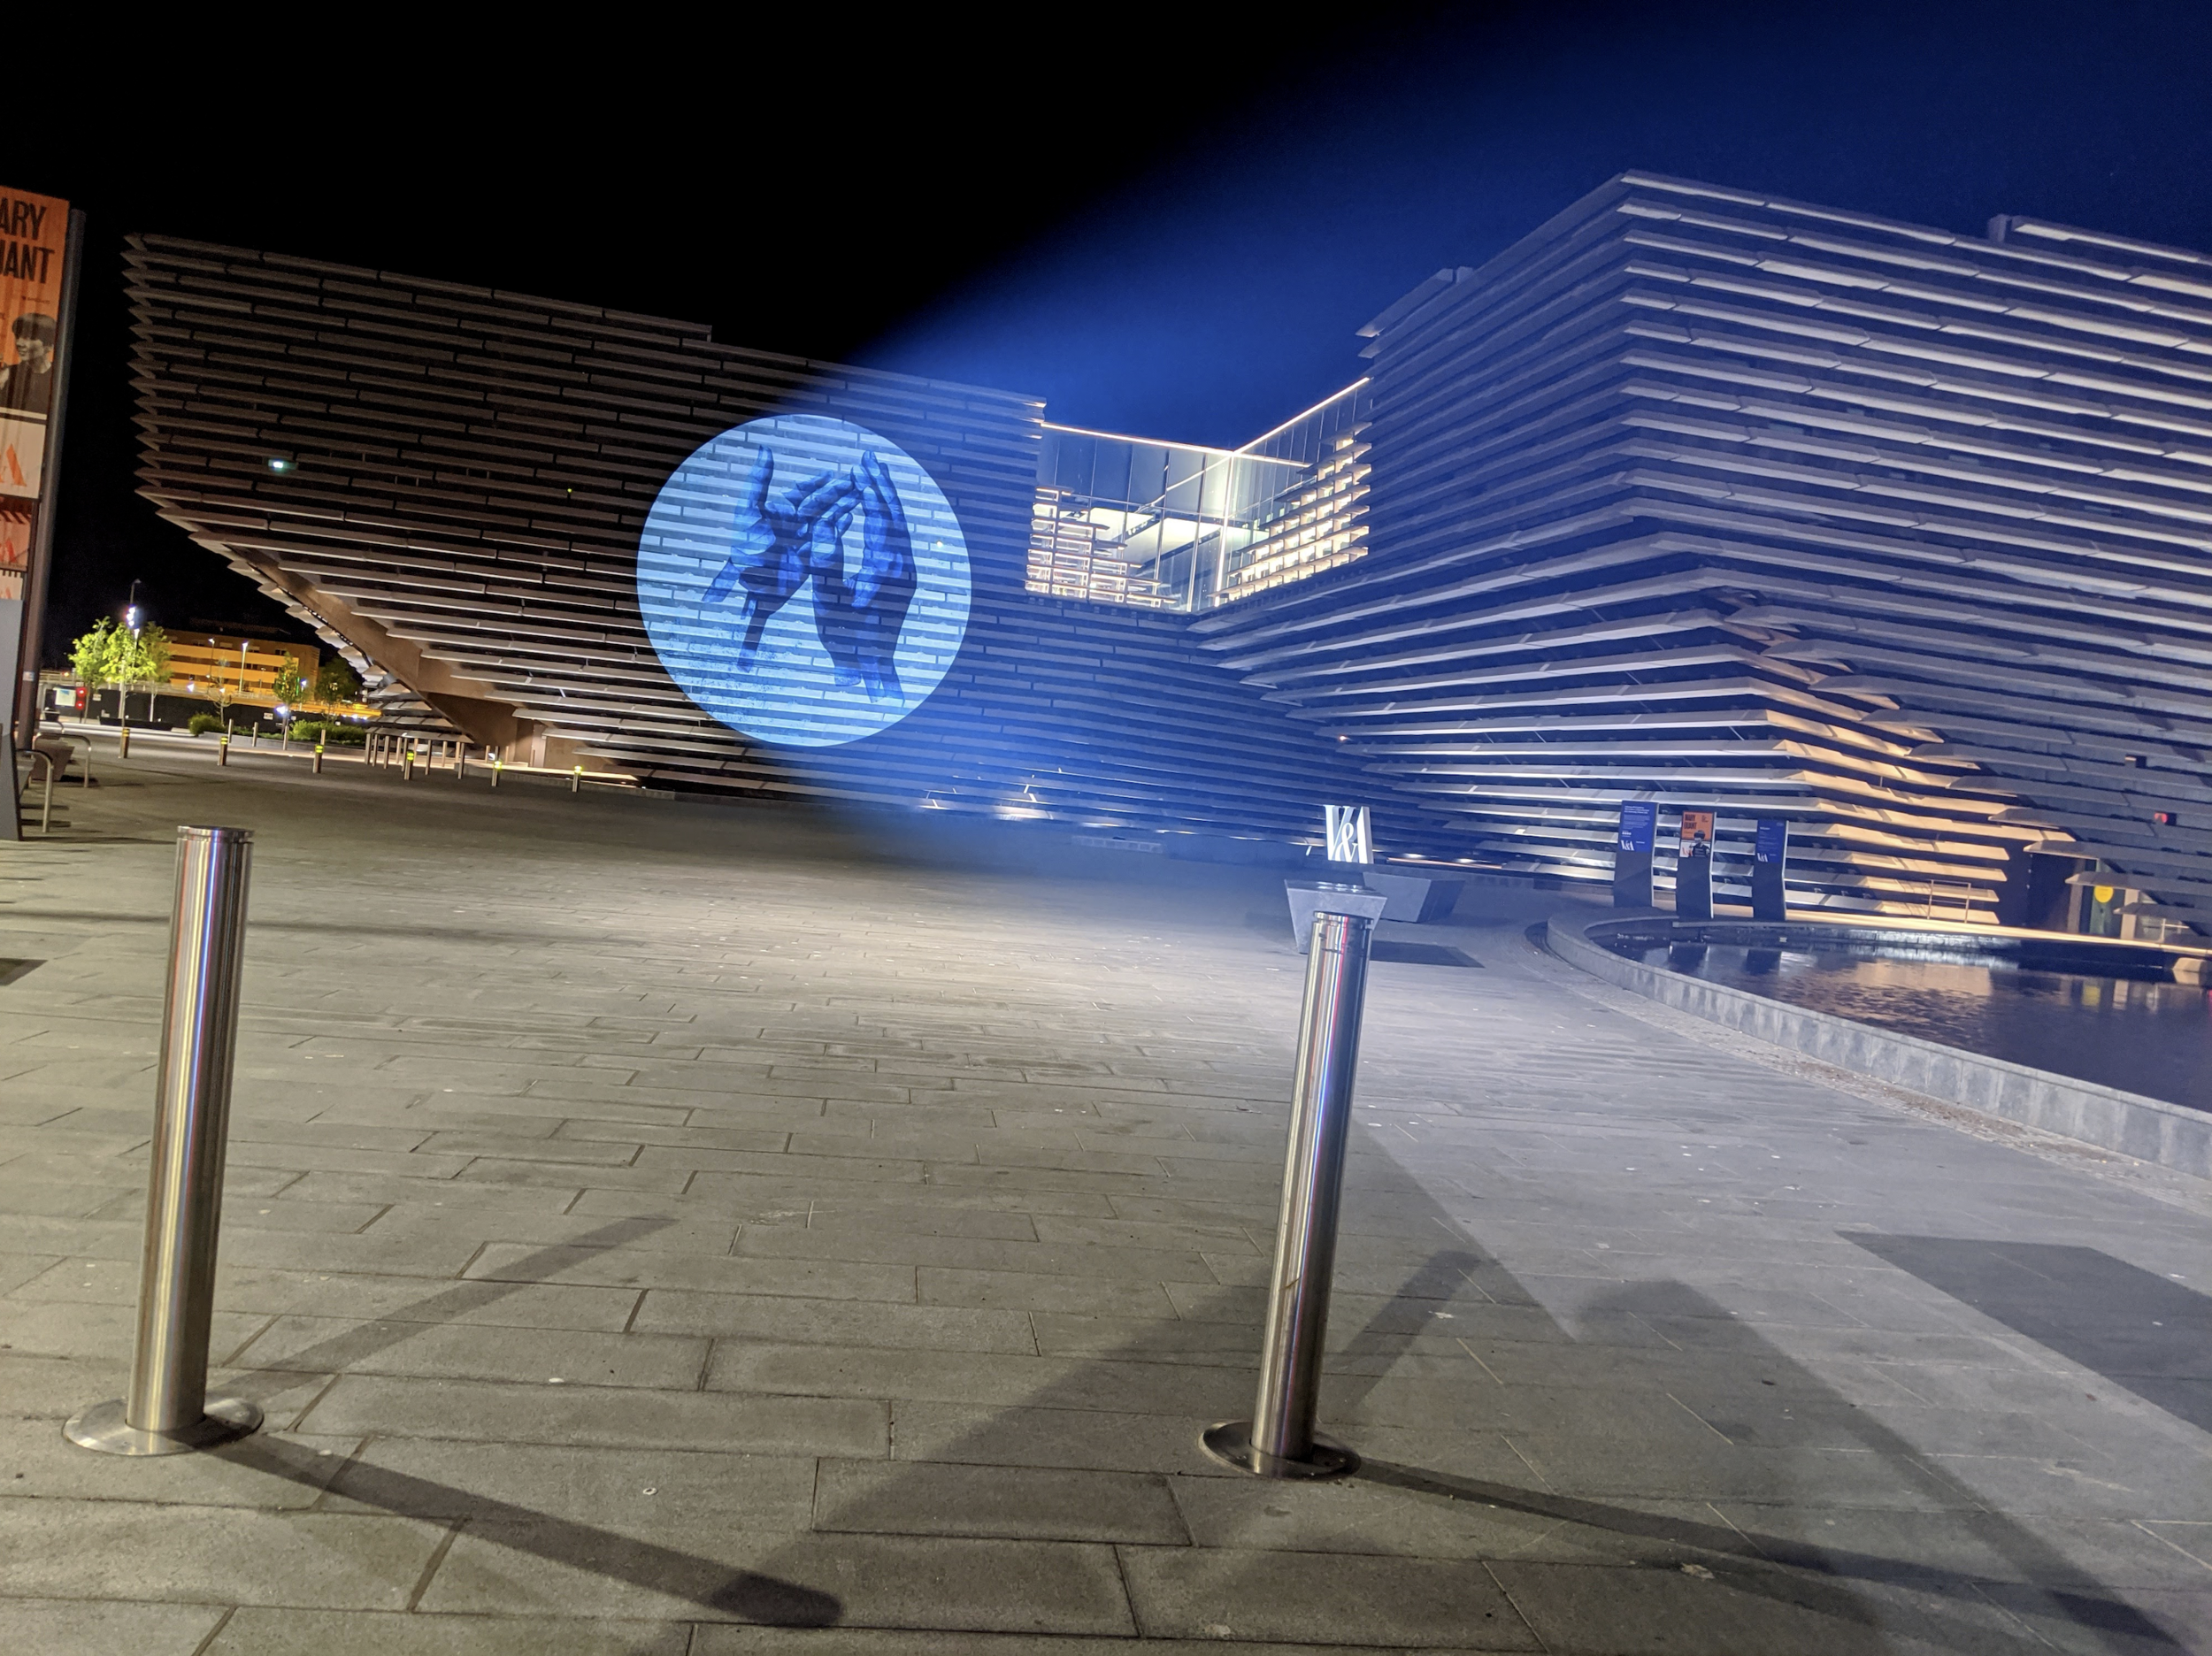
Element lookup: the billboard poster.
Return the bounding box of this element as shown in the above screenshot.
[1678,809,1716,848]
[636,414,972,748]
[0,185,69,813]
[0,503,31,607]
[0,186,68,538]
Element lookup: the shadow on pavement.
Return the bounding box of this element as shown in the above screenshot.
[212,1218,845,1627]
[1340,1248,2183,1652]
[1847,1234,2212,1434]
[829,1194,2188,1651]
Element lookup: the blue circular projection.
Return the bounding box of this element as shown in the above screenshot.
[637,415,972,748]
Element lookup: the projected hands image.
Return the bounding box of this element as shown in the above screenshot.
[639,416,971,748]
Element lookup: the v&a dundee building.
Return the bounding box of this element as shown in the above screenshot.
[126,171,2212,933]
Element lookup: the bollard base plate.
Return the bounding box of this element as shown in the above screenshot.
[1201,1420,1358,1480]
[64,1395,263,1457]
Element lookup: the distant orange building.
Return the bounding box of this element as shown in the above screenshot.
[166,634,318,704]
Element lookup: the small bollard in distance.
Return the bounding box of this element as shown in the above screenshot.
[456,741,468,780]
[403,744,414,781]
[66,826,263,1455]
[119,722,132,759]
[216,732,229,767]
[1202,906,1374,1479]
[491,756,502,789]
[571,764,582,794]
[312,740,325,775]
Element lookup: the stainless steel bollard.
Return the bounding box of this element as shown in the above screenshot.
[1202,908,1372,1479]
[403,744,414,781]
[119,721,131,759]
[455,741,467,780]
[217,733,229,767]
[571,764,582,794]
[311,742,324,775]
[66,826,264,1455]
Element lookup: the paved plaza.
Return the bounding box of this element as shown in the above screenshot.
[3,739,2210,1653]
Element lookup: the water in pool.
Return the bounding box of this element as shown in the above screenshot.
[1610,942,2212,1114]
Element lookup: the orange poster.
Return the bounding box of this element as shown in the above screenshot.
[1679,809,1716,847]
[0,185,69,509]
[0,502,27,601]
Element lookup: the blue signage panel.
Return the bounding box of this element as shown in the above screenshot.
[1617,801,1656,854]
[1755,818,1788,865]
[637,415,972,748]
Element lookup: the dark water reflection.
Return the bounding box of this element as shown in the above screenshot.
[1616,943,2212,1114]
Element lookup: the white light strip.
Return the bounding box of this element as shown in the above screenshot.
[1039,423,1306,466]
[1236,380,1371,453]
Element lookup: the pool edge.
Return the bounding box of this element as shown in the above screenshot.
[1544,910,2212,1181]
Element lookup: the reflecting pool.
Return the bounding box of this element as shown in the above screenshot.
[1606,941,2212,1114]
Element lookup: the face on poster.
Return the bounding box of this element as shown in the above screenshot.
[635,414,972,748]
[1679,809,1716,847]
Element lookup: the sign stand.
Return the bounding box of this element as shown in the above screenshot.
[1613,801,1656,908]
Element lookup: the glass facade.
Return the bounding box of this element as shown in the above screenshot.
[1027,381,1370,612]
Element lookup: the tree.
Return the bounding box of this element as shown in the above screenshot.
[272,657,311,709]
[119,626,173,721]
[69,619,123,690]
[315,656,363,706]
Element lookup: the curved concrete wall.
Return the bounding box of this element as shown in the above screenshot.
[1547,910,2212,1177]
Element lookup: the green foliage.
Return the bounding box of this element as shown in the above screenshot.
[134,626,172,686]
[288,719,365,748]
[272,658,311,708]
[73,620,173,691]
[68,619,121,688]
[186,712,223,737]
[314,657,363,704]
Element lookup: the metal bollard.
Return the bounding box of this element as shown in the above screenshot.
[312,741,325,775]
[455,741,468,780]
[217,733,229,767]
[1202,908,1374,1479]
[403,745,414,781]
[491,756,502,789]
[66,826,263,1455]
[119,721,132,759]
[571,764,581,794]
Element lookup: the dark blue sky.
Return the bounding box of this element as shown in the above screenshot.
[18,2,2212,649]
[864,1,2212,447]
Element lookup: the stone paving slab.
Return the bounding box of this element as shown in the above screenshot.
[2,747,2209,1650]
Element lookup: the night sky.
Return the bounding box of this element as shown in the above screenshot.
[17,2,2211,665]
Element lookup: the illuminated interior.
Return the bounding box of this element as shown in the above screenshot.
[1026,382,1370,611]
